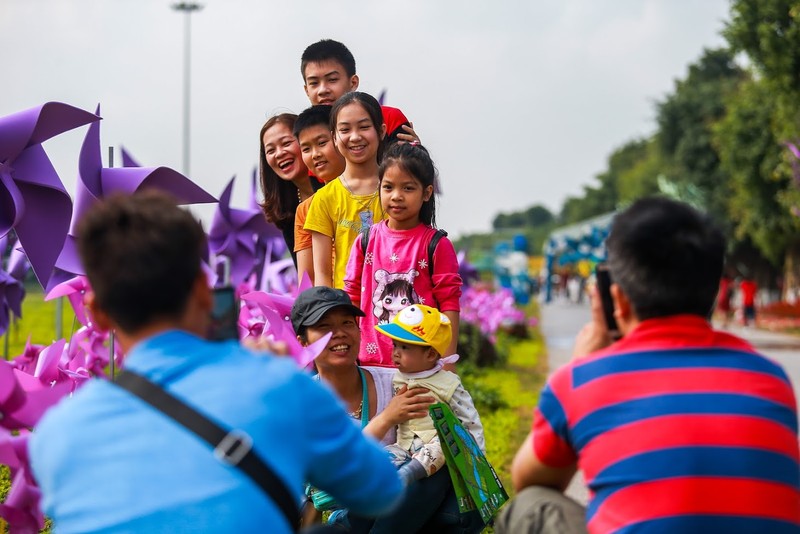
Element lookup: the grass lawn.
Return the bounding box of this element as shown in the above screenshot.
[2,286,77,360]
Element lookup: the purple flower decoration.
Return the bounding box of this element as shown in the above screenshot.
[209,175,282,287]
[49,105,217,291]
[0,102,100,289]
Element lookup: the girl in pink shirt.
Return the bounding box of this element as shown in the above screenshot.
[344,143,462,366]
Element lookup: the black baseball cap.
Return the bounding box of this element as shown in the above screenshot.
[290,287,365,333]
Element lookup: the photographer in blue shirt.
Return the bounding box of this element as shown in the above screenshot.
[30,191,403,533]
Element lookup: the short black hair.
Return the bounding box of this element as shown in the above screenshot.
[606,197,725,320]
[293,105,333,139]
[77,190,206,333]
[301,39,356,79]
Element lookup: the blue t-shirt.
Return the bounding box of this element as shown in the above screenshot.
[30,330,403,533]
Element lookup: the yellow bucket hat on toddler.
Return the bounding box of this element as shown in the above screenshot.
[375,304,452,357]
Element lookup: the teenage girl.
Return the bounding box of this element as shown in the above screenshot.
[304,92,387,289]
[259,113,321,264]
[344,143,462,367]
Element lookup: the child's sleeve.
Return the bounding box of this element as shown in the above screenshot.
[449,382,486,453]
[303,188,334,238]
[431,236,463,312]
[343,235,365,308]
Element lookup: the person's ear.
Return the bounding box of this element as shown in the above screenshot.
[380,123,387,140]
[297,335,307,347]
[610,283,635,330]
[349,74,360,91]
[427,347,439,364]
[194,274,213,313]
[423,185,434,202]
[86,291,112,332]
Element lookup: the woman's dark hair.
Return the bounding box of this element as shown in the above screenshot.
[330,92,386,163]
[259,113,300,228]
[379,142,438,227]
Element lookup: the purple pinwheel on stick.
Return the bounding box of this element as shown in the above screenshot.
[209,175,283,287]
[0,102,100,289]
[48,105,217,291]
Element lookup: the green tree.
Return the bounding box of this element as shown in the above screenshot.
[714,78,798,264]
[655,48,746,222]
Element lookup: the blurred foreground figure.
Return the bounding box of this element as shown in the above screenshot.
[497,197,799,534]
[30,191,402,533]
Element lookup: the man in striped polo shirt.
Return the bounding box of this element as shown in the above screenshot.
[497,197,800,533]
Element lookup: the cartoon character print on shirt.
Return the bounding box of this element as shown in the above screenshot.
[373,269,420,324]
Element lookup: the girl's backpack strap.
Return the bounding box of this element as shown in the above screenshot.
[428,229,448,276]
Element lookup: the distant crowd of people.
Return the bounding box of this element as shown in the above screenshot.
[26,39,799,534]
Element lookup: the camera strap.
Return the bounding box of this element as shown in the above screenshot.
[114,369,300,531]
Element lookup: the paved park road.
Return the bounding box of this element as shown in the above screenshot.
[539,299,800,504]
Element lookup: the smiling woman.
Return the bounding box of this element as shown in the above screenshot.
[258,113,321,263]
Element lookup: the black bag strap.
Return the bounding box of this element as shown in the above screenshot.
[114,369,300,531]
[427,229,448,276]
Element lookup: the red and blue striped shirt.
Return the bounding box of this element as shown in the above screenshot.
[533,315,800,533]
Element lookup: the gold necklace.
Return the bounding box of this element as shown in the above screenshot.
[340,176,378,212]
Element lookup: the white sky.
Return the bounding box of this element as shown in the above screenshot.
[1,0,730,239]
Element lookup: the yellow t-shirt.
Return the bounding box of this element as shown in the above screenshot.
[304,178,385,288]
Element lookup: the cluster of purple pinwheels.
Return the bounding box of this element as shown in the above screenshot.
[0,101,297,531]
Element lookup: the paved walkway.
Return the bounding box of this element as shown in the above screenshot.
[538,298,800,504]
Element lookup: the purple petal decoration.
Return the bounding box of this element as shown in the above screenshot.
[0,102,100,289]
[249,167,260,211]
[0,360,71,430]
[209,175,279,286]
[7,246,29,282]
[259,305,332,368]
[0,467,45,532]
[44,275,91,326]
[49,104,217,291]
[120,145,141,167]
[0,269,23,336]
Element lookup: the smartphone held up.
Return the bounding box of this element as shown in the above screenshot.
[594,263,621,340]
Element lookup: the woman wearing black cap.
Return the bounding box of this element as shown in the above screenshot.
[291,287,484,533]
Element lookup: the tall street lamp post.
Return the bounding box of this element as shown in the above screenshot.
[171,2,203,177]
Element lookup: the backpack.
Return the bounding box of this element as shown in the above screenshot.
[360,227,448,275]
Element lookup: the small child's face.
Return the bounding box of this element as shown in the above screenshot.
[303,60,359,106]
[298,125,346,183]
[391,340,437,374]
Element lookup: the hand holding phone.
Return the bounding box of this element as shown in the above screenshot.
[208,286,239,341]
[595,263,621,340]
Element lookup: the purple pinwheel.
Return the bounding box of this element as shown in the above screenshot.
[209,175,282,287]
[48,105,217,291]
[44,275,91,326]
[0,102,100,289]
[257,305,332,368]
[0,360,71,431]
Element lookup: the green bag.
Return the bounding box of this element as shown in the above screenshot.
[304,484,339,511]
[430,402,509,524]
